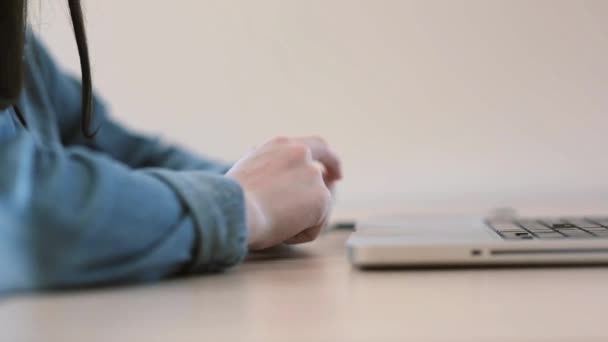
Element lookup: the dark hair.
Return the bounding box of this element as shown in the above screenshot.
[0,0,26,107]
[0,0,96,138]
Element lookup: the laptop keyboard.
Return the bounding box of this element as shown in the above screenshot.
[487,217,608,240]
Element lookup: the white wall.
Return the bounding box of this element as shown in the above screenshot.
[35,0,608,217]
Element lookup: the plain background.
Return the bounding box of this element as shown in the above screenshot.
[34,0,608,217]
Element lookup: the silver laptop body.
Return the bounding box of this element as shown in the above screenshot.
[347,215,608,267]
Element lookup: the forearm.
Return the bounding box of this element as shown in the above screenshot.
[0,132,247,291]
[88,119,233,173]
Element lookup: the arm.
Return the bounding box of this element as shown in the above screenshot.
[29,34,231,173]
[0,129,247,292]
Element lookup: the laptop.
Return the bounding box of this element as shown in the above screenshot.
[347,214,608,268]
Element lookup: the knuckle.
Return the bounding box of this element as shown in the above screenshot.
[305,164,323,178]
[288,143,311,161]
[270,136,290,145]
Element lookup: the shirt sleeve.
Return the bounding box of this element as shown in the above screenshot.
[0,124,247,292]
[28,34,232,173]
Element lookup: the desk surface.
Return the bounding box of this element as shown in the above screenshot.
[2,219,608,342]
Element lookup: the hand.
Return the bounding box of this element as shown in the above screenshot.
[226,136,342,250]
[291,136,342,189]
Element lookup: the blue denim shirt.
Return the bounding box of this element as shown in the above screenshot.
[0,34,248,292]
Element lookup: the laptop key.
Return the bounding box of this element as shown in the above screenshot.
[552,227,580,231]
[551,223,577,229]
[490,223,526,232]
[586,218,608,227]
[526,228,555,233]
[518,222,552,232]
[539,219,566,227]
[583,227,608,233]
[561,231,593,238]
[500,232,533,240]
[534,232,565,239]
[564,219,603,228]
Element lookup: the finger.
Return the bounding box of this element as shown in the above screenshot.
[324,173,338,189]
[285,189,332,244]
[294,137,343,181]
[313,160,339,190]
[312,161,331,185]
[284,223,324,244]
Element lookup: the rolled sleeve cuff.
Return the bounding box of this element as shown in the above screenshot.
[145,169,248,272]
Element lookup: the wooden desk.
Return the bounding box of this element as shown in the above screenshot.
[2,227,608,342]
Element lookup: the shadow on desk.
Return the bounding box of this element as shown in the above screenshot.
[246,244,314,262]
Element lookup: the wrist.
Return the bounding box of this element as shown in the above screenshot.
[243,191,268,250]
